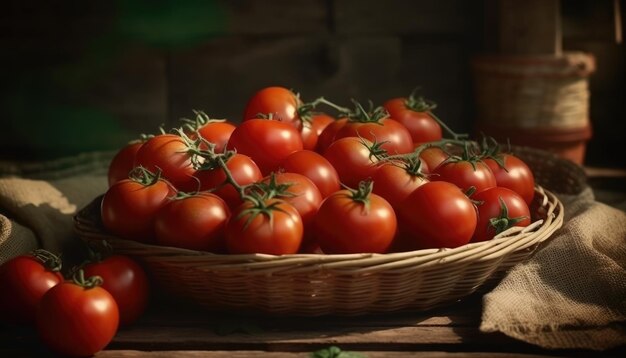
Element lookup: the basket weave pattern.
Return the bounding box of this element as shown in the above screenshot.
[75,147,574,316]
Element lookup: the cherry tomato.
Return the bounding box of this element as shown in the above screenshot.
[154,193,230,252]
[383,97,442,145]
[36,272,119,357]
[432,159,496,195]
[323,137,379,188]
[484,154,536,205]
[134,134,198,192]
[315,117,348,154]
[258,172,322,247]
[226,199,303,255]
[83,255,150,326]
[471,187,531,242]
[311,113,335,136]
[371,158,429,208]
[396,181,477,250]
[0,250,63,324]
[196,120,236,153]
[300,122,319,151]
[418,146,449,172]
[108,141,143,187]
[335,117,413,155]
[314,181,397,254]
[227,118,303,175]
[101,170,176,243]
[195,153,263,210]
[243,86,302,128]
[280,150,340,198]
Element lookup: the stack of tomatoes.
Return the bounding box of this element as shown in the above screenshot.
[0,248,149,356]
[103,86,536,256]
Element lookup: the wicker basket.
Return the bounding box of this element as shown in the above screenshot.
[74,146,578,316]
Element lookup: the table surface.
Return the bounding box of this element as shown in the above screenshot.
[1,292,625,357]
[1,170,625,357]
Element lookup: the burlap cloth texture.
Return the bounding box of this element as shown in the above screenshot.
[0,152,624,351]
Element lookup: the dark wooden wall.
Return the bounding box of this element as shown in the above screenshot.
[0,0,623,168]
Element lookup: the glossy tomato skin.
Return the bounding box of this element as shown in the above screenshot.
[101,178,175,243]
[196,121,236,153]
[0,255,63,324]
[315,118,348,154]
[371,162,429,208]
[243,86,301,128]
[300,122,319,151]
[226,199,303,255]
[314,189,397,254]
[311,113,335,136]
[37,282,119,357]
[280,150,340,198]
[108,141,143,187]
[195,153,263,210]
[134,134,197,192]
[83,255,150,326]
[471,187,531,242]
[383,98,442,144]
[154,193,230,252]
[227,118,303,175]
[335,118,413,155]
[418,146,449,173]
[432,160,496,195]
[484,154,536,205]
[396,181,477,250]
[323,137,379,188]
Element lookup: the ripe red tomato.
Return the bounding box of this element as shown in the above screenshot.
[154,193,230,252]
[418,146,449,172]
[195,153,263,209]
[300,122,319,151]
[36,273,119,357]
[335,117,413,155]
[108,140,143,187]
[383,97,442,145]
[227,118,303,175]
[432,159,496,195]
[101,171,176,243]
[323,137,380,188]
[258,172,322,247]
[243,86,303,128]
[0,250,63,324]
[471,187,531,242]
[311,113,335,136]
[134,134,198,192]
[314,181,397,254]
[226,199,303,255]
[195,120,236,153]
[280,150,340,198]
[315,117,348,154]
[396,181,477,250]
[484,154,536,205]
[83,255,150,326]
[371,158,429,208]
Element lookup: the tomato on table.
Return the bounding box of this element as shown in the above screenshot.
[83,254,150,327]
[36,270,119,357]
[0,250,63,324]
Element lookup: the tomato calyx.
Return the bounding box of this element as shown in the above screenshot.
[128,166,165,187]
[478,136,509,171]
[180,110,228,133]
[343,179,374,214]
[404,89,438,113]
[438,141,484,170]
[31,249,63,272]
[249,172,296,201]
[236,193,290,231]
[389,155,429,178]
[488,197,530,235]
[318,98,389,124]
[72,269,103,290]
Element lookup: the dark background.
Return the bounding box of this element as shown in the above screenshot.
[1,0,624,168]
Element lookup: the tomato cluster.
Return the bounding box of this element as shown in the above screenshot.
[103,86,537,255]
[0,248,149,356]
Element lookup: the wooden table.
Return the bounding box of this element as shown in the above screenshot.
[1,292,624,357]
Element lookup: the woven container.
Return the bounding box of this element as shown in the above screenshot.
[472,52,595,165]
[74,147,579,316]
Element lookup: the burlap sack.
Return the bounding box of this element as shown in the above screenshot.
[0,152,112,264]
[481,188,626,350]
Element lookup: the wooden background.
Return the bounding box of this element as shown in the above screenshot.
[0,0,623,168]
